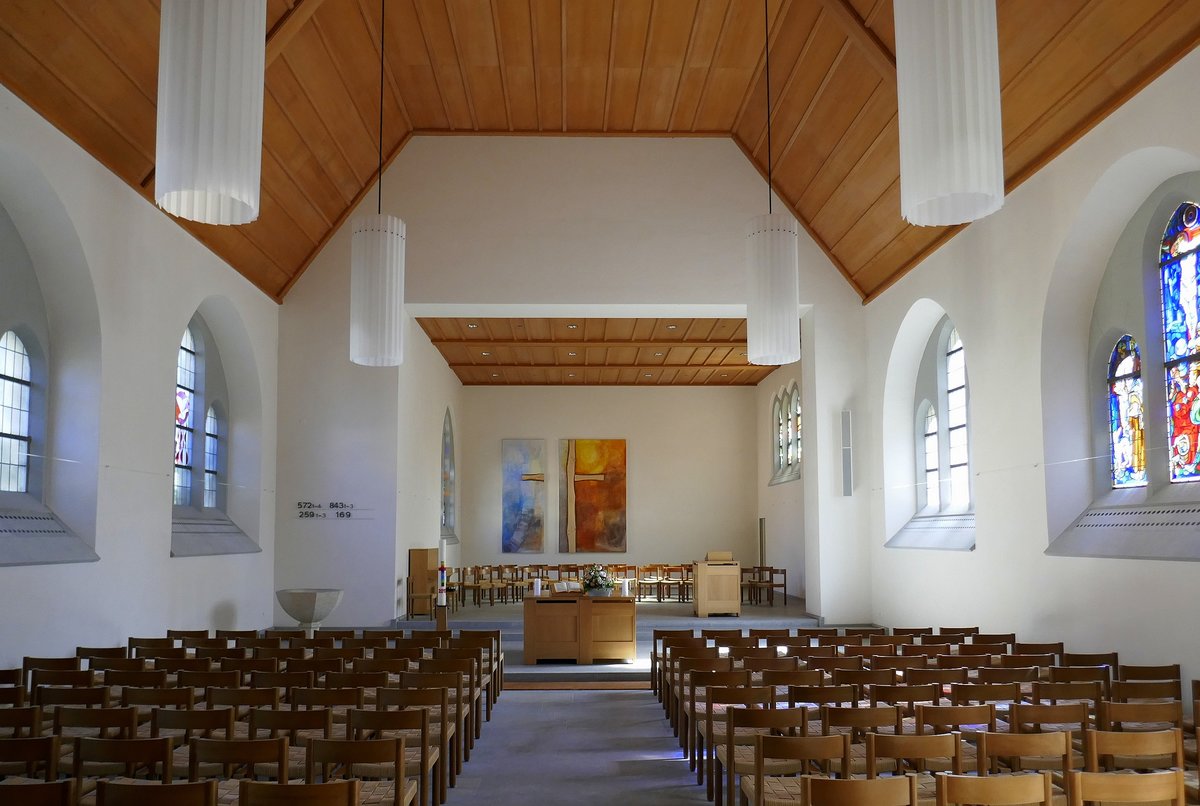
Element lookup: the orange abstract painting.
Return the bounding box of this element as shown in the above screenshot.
[558,438,627,553]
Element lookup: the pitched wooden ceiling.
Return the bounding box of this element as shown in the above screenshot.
[418,316,776,385]
[0,0,1197,306]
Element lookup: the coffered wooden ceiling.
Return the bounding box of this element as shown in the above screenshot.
[0,0,1197,305]
[418,316,776,385]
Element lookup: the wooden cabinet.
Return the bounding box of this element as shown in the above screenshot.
[407,548,439,617]
[693,558,741,617]
[523,594,637,663]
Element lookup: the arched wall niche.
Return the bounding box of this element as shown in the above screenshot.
[0,144,101,555]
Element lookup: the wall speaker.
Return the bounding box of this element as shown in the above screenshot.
[841,409,853,496]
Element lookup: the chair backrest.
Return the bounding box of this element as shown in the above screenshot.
[1061,652,1117,670]
[1032,680,1103,708]
[875,656,930,675]
[1008,701,1090,736]
[892,627,934,636]
[0,705,43,738]
[23,656,82,689]
[305,736,405,788]
[188,736,289,781]
[34,685,109,710]
[0,779,75,806]
[122,685,194,711]
[1117,663,1181,682]
[821,705,901,739]
[73,736,173,781]
[934,770,1052,804]
[950,682,1020,706]
[939,627,980,636]
[802,774,918,805]
[177,670,239,697]
[976,730,1071,775]
[250,706,333,743]
[220,657,279,684]
[915,703,996,735]
[866,731,961,777]
[1098,699,1182,731]
[1084,727,1183,771]
[239,779,359,806]
[900,643,951,658]
[977,666,1039,684]
[1109,679,1182,702]
[0,734,60,780]
[1066,769,1185,805]
[754,733,851,789]
[937,654,993,671]
[95,780,218,806]
[206,686,279,719]
[807,656,864,675]
[52,704,137,738]
[957,643,1006,657]
[290,687,363,711]
[1050,664,1111,697]
[151,706,236,743]
[1012,642,1064,658]
[906,668,968,686]
[215,630,259,640]
[998,654,1056,671]
[788,684,857,710]
[30,669,94,689]
[89,658,148,674]
[871,683,941,711]
[107,670,170,690]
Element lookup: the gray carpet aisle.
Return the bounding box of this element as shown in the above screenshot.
[449,690,711,804]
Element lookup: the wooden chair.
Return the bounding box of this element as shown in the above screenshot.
[206,687,278,724]
[377,686,452,803]
[1050,666,1112,699]
[684,670,750,768]
[742,733,850,806]
[95,780,217,806]
[1066,769,1185,805]
[22,657,82,690]
[219,658,278,686]
[866,731,961,804]
[821,705,902,774]
[187,736,288,782]
[1117,664,1180,682]
[803,773,920,805]
[1110,679,1183,702]
[238,779,359,806]
[636,564,664,601]
[893,628,935,637]
[935,770,1053,805]
[72,736,173,786]
[398,671,466,781]
[249,707,333,780]
[976,730,1072,779]
[0,705,44,740]
[214,630,259,640]
[1083,727,1183,772]
[0,734,60,780]
[0,779,75,806]
[151,707,236,779]
[347,708,435,806]
[305,737,417,806]
[716,702,808,806]
[699,685,772,802]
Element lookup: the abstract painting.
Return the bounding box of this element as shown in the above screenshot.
[559,438,626,553]
[501,439,545,553]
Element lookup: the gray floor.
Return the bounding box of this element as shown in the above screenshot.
[449,689,711,804]
[396,596,820,681]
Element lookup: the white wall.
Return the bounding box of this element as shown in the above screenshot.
[459,386,757,568]
[275,204,463,628]
[864,49,1200,673]
[0,85,279,665]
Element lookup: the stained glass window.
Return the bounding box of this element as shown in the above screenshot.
[174,328,195,505]
[923,406,940,509]
[774,398,786,473]
[1161,202,1200,483]
[792,390,802,468]
[770,385,801,483]
[204,406,218,508]
[0,331,31,493]
[1107,335,1146,488]
[946,328,970,508]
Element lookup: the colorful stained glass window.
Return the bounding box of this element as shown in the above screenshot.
[923,406,940,510]
[946,328,970,508]
[1108,335,1146,488]
[204,406,218,509]
[774,398,786,472]
[1161,202,1200,482]
[174,328,195,505]
[792,390,802,468]
[0,331,31,493]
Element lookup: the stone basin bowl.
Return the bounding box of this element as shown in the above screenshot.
[276,588,343,637]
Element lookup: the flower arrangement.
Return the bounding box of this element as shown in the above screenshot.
[582,563,614,592]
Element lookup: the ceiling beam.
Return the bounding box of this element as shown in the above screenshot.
[433,339,747,349]
[819,0,895,81]
[450,363,761,371]
[140,0,328,190]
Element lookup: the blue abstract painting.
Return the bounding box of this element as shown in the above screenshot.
[502,438,545,553]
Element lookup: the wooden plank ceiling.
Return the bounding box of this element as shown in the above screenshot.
[418,317,775,386]
[0,2,1196,320]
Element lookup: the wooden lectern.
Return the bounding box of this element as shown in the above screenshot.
[693,551,740,616]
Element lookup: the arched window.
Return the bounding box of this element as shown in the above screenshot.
[920,403,939,510]
[441,409,456,539]
[770,383,802,484]
[0,331,31,493]
[945,328,971,508]
[204,406,219,509]
[1160,201,1200,483]
[174,328,196,506]
[1108,335,1146,488]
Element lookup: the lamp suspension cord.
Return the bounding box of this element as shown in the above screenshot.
[377,0,385,215]
[763,0,773,215]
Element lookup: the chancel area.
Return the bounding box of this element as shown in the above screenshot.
[3,2,1200,804]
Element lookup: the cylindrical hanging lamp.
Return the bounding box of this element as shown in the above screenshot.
[155,0,267,225]
[349,0,406,367]
[746,213,801,365]
[894,0,1004,227]
[350,214,406,366]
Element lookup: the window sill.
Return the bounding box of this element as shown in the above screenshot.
[171,510,259,558]
[1047,501,1200,561]
[0,499,98,566]
[768,469,802,487]
[885,513,976,551]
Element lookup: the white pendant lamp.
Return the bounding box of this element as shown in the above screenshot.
[894,0,1004,227]
[350,0,406,367]
[746,0,800,367]
[156,0,266,225]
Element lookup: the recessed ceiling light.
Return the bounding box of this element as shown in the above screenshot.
[566,323,578,329]
[568,373,575,378]
[721,373,729,377]
[467,323,478,329]
[740,351,747,357]
[666,324,677,330]
[491,373,499,378]
[567,352,577,357]
[481,351,491,356]
[643,373,652,378]
[654,352,664,357]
